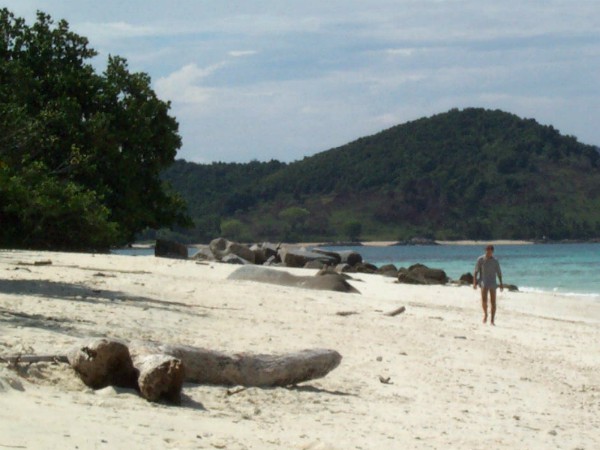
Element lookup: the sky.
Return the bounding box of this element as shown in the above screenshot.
[4,1,600,163]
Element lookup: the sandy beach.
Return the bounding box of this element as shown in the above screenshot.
[1,250,599,449]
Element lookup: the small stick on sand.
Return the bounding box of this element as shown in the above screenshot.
[384,306,406,317]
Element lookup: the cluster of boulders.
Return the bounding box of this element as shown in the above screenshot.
[154,238,518,290]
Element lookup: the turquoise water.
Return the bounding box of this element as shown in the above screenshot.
[319,243,600,298]
[114,243,600,299]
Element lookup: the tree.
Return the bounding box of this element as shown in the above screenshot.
[0,8,189,250]
[344,220,362,242]
[220,219,245,241]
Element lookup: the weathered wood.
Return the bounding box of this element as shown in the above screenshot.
[0,355,68,364]
[66,338,138,389]
[130,341,342,387]
[131,353,185,403]
[384,306,406,317]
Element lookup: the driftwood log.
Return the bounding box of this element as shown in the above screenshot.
[130,341,342,387]
[131,353,185,403]
[66,338,185,403]
[8,338,342,404]
[66,338,138,390]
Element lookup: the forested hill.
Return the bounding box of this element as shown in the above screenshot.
[162,108,600,243]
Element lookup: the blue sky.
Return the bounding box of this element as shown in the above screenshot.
[5,1,600,163]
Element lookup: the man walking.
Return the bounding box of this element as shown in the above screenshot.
[473,245,503,325]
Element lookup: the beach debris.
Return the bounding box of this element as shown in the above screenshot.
[16,260,52,266]
[131,353,185,404]
[378,375,392,384]
[93,272,115,278]
[5,338,342,405]
[226,387,247,396]
[336,311,359,317]
[66,338,138,390]
[384,306,406,317]
[129,340,343,387]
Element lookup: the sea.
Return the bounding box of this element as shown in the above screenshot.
[319,243,600,299]
[113,243,600,300]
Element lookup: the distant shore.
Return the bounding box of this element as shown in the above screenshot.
[434,239,534,246]
[291,239,534,248]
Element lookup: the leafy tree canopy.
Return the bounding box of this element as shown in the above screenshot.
[0,8,189,250]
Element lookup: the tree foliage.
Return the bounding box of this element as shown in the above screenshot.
[0,9,189,250]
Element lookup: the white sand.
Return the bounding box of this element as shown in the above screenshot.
[1,250,598,449]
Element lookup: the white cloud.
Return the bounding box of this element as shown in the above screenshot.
[77,21,163,43]
[154,63,227,105]
[228,50,258,58]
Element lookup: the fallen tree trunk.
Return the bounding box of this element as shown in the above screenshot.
[130,341,342,387]
[66,338,138,390]
[6,338,342,403]
[131,353,185,403]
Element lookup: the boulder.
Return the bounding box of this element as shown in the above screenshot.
[334,263,353,273]
[249,244,267,265]
[191,245,215,261]
[304,260,326,269]
[459,273,474,285]
[228,242,255,263]
[209,237,229,259]
[408,264,448,283]
[397,268,425,285]
[377,264,398,278]
[263,255,282,266]
[317,266,353,280]
[337,250,363,267]
[221,254,251,265]
[353,262,378,274]
[278,247,337,268]
[227,266,360,294]
[154,239,188,259]
[397,264,449,285]
[312,249,342,265]
[209,238,256,263]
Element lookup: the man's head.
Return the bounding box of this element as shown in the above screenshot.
[485,245,494,257]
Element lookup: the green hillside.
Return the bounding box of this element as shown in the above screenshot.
[162,108,600,243]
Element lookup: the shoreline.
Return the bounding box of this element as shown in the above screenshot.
[284,239,535,248]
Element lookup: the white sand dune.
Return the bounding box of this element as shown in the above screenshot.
[1,250,598,449]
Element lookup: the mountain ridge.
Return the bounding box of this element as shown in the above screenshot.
[161,107,600,243]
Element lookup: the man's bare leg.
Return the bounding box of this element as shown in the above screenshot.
[481,287,489,323]
[490,289,497,326]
